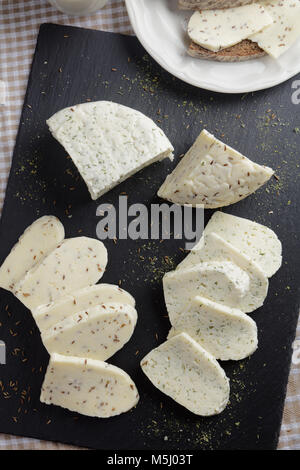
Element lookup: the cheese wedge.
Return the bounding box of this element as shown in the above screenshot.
[141,333,230,416]
[0,216,65,292]
[33,284,135,333]
[164,260,252,324]
[201,211,282,277]
[42,303,137,361]
[250,0,300,59]
[0,80,6,106]
[188,5,273,52]
[168,296,258,360]
[47,101,174,200]
[40,353,139,418]
[158,130,274,208]
[177,232,268,312]
[14,237,108,310]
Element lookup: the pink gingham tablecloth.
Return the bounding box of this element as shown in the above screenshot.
[0,0,299,451]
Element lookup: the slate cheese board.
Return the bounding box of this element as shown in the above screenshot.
[0,23,299,450]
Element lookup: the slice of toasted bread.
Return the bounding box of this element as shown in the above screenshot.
[188,39,265,62]
[179,0,255,9]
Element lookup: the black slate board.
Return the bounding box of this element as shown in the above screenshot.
[0,23,299,451]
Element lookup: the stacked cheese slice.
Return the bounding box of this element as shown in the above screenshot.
[186,0,300,62]
[0,216,139,418]
[141,212,282,416]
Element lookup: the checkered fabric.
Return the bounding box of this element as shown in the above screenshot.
[0,0,299,451]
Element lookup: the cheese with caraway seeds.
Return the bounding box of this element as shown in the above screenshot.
[40,353,139,418]
[41,303,137,361]
[141,333,230,416]
[177,232,268,312]
[201,211,282,277]
[0,216,65,292]
[158,130,274,208]
[163,260,251,325]
[32,284,135,332]
[168,296,258,361]
[188,5,273,52]
[14,237,108,309]
[47,101,174,200]
[250,0,300,59]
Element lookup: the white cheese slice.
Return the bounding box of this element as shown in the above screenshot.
[0,80,7,106]
[41,303,137,361]
[168,296,258,361]
[47,101,174,200]
[201,211,282,277]
[141,332,230,416]
[188,5,273,52]
[158,129,274,208]
[33,284,135,332]
[177,232,268,312]
[40,353,139,418]
[0,216,65,292]
[14,237,108,310]
[250,0,300,59]
[163,260,251,325]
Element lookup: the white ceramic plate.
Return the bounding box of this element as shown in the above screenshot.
[125,0,300,93]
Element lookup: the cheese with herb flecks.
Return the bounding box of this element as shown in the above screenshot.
[168,296,258,361]
[40,353,139,418]
[200,211,282,277]
[47,101,174,200]
[41,303,137,361]
[164,260,251,324]
[0,216,65,292]
[250,0,300,59]
[14,237,108,310]
[141,333,230,416]
[158,130,274,208]
[33,284,135,333]
[188,5,273,52]
[177,232,268,312]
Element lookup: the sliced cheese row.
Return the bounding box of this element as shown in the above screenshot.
[141,212,282,415]
[187,0,300,59]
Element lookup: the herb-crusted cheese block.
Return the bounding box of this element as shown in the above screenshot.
[32,284,135,332]
[158,130,274,208]
[163,261,251,324]
[202,211,282,277]
[168,296,258,361]
[178,0,256,9]
[14,237,108,310]
[40,353,139,418]
[0,216,65,292]
[177,232,268,312]
[41,303,137,361]
[141,333,230,416]
[47,101,174,200]
[250,0,300,59]
[188,6,273,52]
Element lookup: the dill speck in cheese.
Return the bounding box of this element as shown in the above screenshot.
[41,302,138,361]
[47,101,174,200]
[187,5,273,52]
[141,333,230,416]
[40,353,139,418]
[33,283,135,332]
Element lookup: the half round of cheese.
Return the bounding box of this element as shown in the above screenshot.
[141,333,230,416]
[41,303,138,361]
[168,296,258,361]
[158,129,274,208]
[0,216,65,292]
[163,260,251,324]
[40,353,139,418]
[33,284,135,333]
[177,232,268,312]
[47,101,174,200]
[202,211,282,277]
[14,237,108,310]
